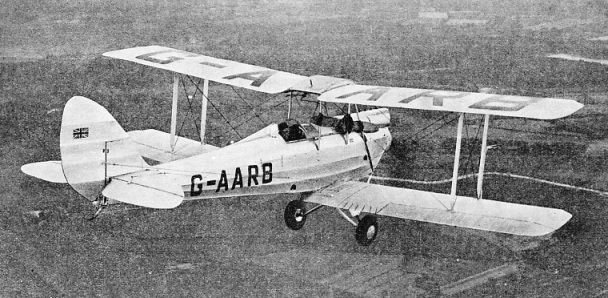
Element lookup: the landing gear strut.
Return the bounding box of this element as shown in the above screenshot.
[336,208,379,246]
[88,195,108,220]
[284,200,378,246]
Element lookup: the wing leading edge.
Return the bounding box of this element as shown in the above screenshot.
[304,181,571,237]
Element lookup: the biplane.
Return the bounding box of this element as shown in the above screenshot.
[22,46,582,246]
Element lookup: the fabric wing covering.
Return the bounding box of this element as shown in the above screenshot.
[104,46,583,120]
[318,84,583,120]
[103,45,307,94]
[304,181,572,236]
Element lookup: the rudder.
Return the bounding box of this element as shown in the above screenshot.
[60,96,146,201]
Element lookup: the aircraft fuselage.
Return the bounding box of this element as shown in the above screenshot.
[157,125,392,200]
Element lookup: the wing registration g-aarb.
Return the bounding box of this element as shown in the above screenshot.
[319,84,583,120]
[104,46,583,120]
[103,45,307,94]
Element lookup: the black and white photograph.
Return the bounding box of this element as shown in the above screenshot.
[2,0,608,296]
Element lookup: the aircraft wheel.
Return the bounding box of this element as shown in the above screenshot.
[355,215,378,246]
[284,200,307,230]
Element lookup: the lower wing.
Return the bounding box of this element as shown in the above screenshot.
[304,181,571,236]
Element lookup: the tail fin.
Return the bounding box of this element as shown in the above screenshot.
[60,96,146,201]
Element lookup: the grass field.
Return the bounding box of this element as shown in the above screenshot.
[3,0,608,297]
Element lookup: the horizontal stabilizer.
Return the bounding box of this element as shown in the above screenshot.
[21,161,67,183]
[319,84,583,120]
[102,172,184,209]
[305,181,572,236]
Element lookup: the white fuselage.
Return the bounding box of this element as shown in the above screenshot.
[156,125,392,200]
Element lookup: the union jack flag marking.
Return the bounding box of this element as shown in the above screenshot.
[73,127,89,139]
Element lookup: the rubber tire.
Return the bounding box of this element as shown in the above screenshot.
[284,200,307,230]
[355,215,378,246]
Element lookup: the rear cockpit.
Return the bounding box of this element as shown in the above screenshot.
[277,112,382,143]
[278,119,307,142]
[236,108,390,145]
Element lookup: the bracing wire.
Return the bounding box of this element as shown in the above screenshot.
[185,76,243,139]
[229,85,268,126]
[462,115,483,175]
[170,76,202,142]
[181,76,201,133]
[215,96,290,136]
[403,112,453,143]
[400,113,463,171]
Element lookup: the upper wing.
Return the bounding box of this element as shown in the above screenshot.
[104,46,582,118]
[318,84,583,120]
[304,181,571,236]
[103,45,308,94]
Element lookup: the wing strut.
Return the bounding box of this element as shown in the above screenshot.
[170,74,179,152]
[450,113,464,209]
[354,104,375,176]
[477,114,490,200]
[169,75,209,147]
[200,79,209,144]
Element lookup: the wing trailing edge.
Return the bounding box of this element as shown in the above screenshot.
[305,181,571,237]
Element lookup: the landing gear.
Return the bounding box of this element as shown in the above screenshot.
[355,215,378,246]
[284,200,379,246]
[88,195,109,220]
[284,200,307,230]
[336,208,379,246]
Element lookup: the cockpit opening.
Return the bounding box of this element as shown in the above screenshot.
[278,119,307,142]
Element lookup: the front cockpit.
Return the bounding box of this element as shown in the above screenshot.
[278,119,307,142]
[236,108,390,146]
[276,111,384,143]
